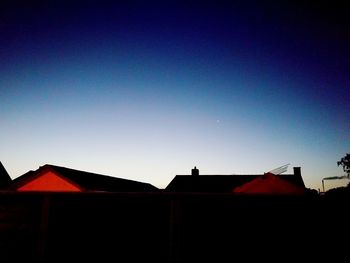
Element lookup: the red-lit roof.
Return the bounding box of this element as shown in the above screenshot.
[232,172,305,195]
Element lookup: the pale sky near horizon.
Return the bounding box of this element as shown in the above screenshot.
[1,0,349,191]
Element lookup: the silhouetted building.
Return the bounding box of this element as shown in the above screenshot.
[0,161,12,189]
[165,166,305,193]
[10,164,159,192]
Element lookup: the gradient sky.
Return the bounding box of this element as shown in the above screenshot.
[1,0,349,191]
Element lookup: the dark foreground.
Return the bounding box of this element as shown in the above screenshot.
[0,192,348,262]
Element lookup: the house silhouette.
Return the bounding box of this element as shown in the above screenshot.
[1,162,344,263]
[165,166,305,193]
[10,164,159,192]
[2,162,306,194]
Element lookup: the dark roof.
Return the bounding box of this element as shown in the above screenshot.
[12,164,159,192]
[165,173,305,193]
[0,162,12,189]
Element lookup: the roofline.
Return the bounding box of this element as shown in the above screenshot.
[45,164,158,188]
[11,165,85,191]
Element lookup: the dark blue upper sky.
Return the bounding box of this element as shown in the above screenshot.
[1,0,349,190]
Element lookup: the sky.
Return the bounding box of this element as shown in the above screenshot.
[1,0,349,191]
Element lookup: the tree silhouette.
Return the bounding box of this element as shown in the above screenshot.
[337,153,350,178]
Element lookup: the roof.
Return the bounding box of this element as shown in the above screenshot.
[232,172,306,194]
[0,162,12,189]
[11,164,159,192]
[165,173,305,193]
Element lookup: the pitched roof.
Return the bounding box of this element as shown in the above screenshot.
[11,164,159,192]
[165,173,305,193]
[232,172,306,194]
[0,161,12,189]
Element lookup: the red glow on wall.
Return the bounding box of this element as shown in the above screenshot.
[18,171,82,192]
[232,172,305,195]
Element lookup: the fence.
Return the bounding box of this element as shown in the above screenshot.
[0,191,348,262]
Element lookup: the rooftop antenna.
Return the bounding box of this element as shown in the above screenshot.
[267,163,290,175]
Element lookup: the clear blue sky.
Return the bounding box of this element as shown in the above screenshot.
[1,0,349,190]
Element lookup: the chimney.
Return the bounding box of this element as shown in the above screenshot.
[191,166,199,176]
[293,167,301,177]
